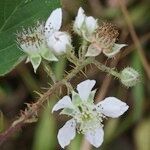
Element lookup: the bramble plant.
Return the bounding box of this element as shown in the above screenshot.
[0,6,140,149]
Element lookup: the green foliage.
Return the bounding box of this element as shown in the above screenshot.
[132,52,144,121]
[0,0,60,76]
[134,119,150,150]
[68,134,82,150]
[32,107,57,150]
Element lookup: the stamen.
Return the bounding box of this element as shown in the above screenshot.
[93,22,119,51]
[97,22,119,41]
[16,22,45,53]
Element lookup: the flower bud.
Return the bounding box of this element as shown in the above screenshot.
[73,7,98,41]
[120,67,140,87]
[47,31,72,55]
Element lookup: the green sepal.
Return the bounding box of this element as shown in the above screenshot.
[72,91,82,106]
[29,54,42,73]
[103,43,127,58]
[87,89,97,103]
[60,108,75,117]
[41,48,58,62]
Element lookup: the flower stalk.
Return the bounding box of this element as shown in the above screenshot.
[92,60,121,78]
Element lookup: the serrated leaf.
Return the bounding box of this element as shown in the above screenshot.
[0,0,60,76]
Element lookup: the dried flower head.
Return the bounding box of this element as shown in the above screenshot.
[95,22,119,49]
[85,22,126,58]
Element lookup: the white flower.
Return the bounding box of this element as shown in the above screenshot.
[17,22,58,73]
[52,80,129,148]
[73,7,98,41]
[44,8,72,55]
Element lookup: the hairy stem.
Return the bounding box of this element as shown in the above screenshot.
[92,60,120,78]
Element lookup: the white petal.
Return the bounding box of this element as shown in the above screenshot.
[77,80,96,101]
[85,127,104,148]
[57,119,76,148]
[45,8,62,38]
[52,96,73,112]
[97,97,129,118]
[74,7,85,29]
[103,43,127,58]
[85,16,98,34]
[73,7,85,35]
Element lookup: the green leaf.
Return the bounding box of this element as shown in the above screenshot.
[0,0,60,76]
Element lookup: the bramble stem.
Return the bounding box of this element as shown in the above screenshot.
[92,60,120,78]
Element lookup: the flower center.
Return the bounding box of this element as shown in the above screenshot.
[75,103,104,134]
[17,23,45,50]
[93,22,119,51]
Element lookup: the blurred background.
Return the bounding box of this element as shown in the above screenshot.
[0,0,150,150]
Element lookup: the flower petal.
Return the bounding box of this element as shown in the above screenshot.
[77,80,96,101]
[29,55,42,73]
[85,44,102,57]
[73,7,85,35]
[85,127,104,148]
[44,8,62,38]
[57,119,76,148]
[52,96,73,112]
[74,7,85,29]
[97,97,129,118]
[85,16,98,34]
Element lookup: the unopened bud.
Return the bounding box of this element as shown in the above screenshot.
[120,67,140,87]
[73,7,98,41]
[47,31,72,55]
